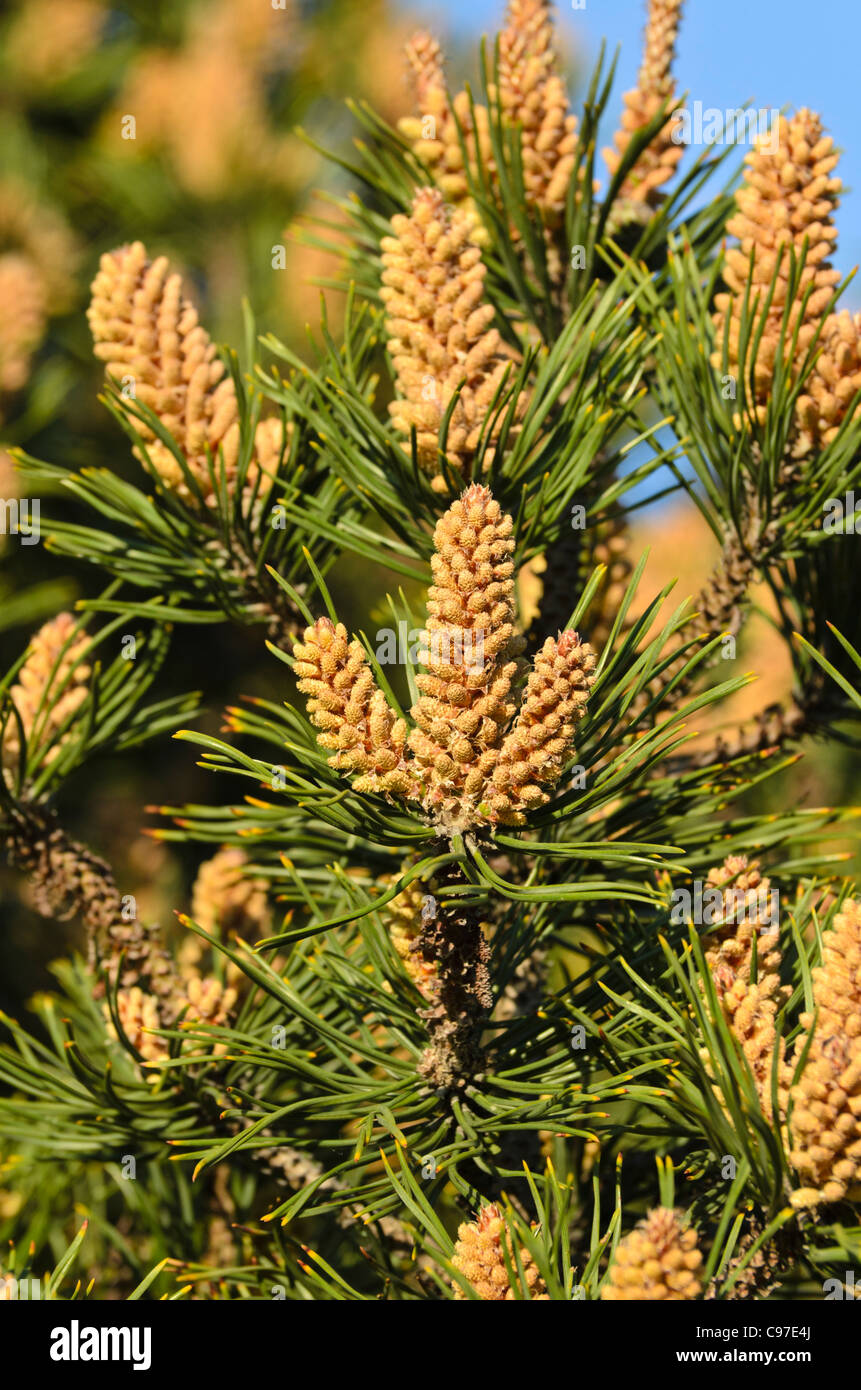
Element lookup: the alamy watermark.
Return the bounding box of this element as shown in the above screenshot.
[823,491,861,534]
[1,1275,41,1300]
[0,497,39,545]
[672,103,780,153]
[823,1273,861,1299]
[375,620,485,673]
[50,1320,151,1370]
[670,879,780,929]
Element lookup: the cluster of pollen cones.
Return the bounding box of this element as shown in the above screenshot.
[700,855,861,1212]
[292,483,597,831]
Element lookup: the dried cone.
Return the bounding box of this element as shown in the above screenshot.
[711,109,842,418]
[398,32,491,238]
[523,532,580,643]
[589,512,633,650]
[796,309,861,454]
[6,807,180,1038]
[497,0,578,224]
[487,629,596,825]
[705,1215,788,1299]
[10,819,121,941]
[451,1204,547,1299]
[694,534,756,642]
[603,0,684,207]
[602,1207,703,1300]
[627,525,759,732]
[789,898,861,1208]
[527,486,631,654]
[414,873,492,1090]
[380,188,522,490]
[2,613,91,774]
[627,529,757,728]
[292,618,417,799]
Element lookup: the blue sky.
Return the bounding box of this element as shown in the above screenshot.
[397,0,861,307]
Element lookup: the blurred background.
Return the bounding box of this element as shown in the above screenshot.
[0,0,430,1006]
[0,0,858,1013]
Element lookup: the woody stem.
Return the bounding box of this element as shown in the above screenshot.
[415,856,492,1093]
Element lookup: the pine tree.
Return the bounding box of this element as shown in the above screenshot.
[0,0,860,1303]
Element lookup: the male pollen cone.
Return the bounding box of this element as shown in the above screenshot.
[603,0,685,205]
[380,189,523,490]
[398,31,491,231]
[711,107,854,449]
[451,1203,548,1299]
[293,485,596,831]
[790,898,861,1208]
[292,616,417,799]
[88,240,240,500]
[497,0,578,223]
[88,240,279,503]
[602,1206,703,1300]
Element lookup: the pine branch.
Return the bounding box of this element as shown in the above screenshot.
[414,858,492,1093]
